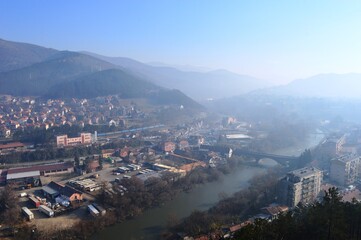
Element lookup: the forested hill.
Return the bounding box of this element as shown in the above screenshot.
[0,51,115,96]
[235,188,360,240]
[45,68,158,99]
[0,38,57,72]
[44,69,202,109]
[0,39,204,110]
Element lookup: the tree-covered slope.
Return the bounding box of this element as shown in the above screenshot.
[0,38,58,72]
[0,51,115,96]
[45,68,159,99]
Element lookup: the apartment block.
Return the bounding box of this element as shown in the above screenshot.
[56,133,92,147]
[330,155,361,186]
[279,167,323,207]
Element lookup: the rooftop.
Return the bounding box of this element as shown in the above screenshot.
[7,170,40,180]
[7,162,73,174]
[334,155,360,163]
[0,142,25,150]
[289,167,322,178]
[43,181,82,198]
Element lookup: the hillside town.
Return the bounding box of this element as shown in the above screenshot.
[0,95,147,138]
[1,91,361,239]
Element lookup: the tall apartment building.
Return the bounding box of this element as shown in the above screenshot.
[279,167,323,207]
[330,155,361,186]
[56,133,92,147]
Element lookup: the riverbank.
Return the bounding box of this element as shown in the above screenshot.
[96,132,325,240]
[96,165,265,240]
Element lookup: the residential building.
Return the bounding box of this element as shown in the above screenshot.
[336,134,346,155]
[163,141,176,153]
[279,167,323,207]
[178,140,189,150]
[330,155,361,186]
[261,204,289,220]
[188,135,205,146]
[101,149,115,158]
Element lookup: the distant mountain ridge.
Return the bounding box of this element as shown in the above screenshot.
[0,38,57,72]
[0,39,203,110]
[82,51,271,100]
[45,68,203,109]
[0,50,115,96]
[259,73,361,98]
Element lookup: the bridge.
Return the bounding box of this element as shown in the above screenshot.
[200,145,299,166]
[232,149,299,165]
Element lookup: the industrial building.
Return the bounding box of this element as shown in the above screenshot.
[4,162,74,187]
[279,167,323,207]
[42,181,83,202]
[6,170,41,187]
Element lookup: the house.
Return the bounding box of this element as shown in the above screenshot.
[194,235,209,240]
[163,142,176,153]
[61,185,83,201]
[228,220,252,233]
[261,205,289,220]
[85,158,100,173]
[179,161,207,173]
[120,147,130,158]
[101,149,115,158]
[108,119,117,126]
[178,140,189,150]
[0,127,11,138]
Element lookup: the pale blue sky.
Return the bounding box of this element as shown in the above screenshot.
[1,0,361,83]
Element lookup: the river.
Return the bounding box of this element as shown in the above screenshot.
[97,132,324,240]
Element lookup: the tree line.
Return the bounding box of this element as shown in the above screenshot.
[234,187,361,240]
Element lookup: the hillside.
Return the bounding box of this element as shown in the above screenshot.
[260,73,361,98]
[46,69,203,110]
[82,52,270,100]
[0,51,115,96]
[0,38,58,72]
[46,68,159,99]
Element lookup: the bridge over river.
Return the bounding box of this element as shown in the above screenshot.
[200,145,299,165]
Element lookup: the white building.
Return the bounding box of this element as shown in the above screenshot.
[279,167,323,207]
[330,155,361,186]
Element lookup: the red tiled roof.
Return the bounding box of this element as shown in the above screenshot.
[263,206,289,216]
[194,236,208,240]
[0,142,25,150]
[7,162,73,174]
[229,221,252,232]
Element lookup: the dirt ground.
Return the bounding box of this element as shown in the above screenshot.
[31,205,88,232]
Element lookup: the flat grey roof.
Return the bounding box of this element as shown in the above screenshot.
[42,185,59,195]
[6,170,40,180]
[290,167,321,178]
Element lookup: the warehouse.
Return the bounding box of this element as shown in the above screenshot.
[6,170,41,187]
[42,181,83,202]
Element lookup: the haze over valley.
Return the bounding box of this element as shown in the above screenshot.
[2,1,361,240]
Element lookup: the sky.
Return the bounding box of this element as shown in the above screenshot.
[1,0,361,84]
